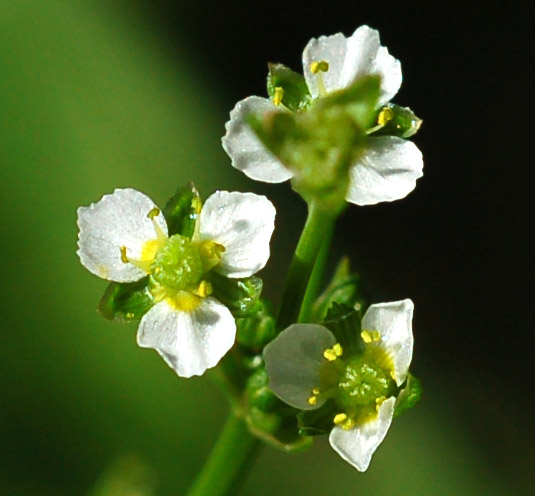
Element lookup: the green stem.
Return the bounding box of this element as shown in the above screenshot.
[298,224,334,323]
[185,414,260,496]
[277,201,336,330]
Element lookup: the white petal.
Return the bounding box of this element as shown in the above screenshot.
[362,299,414,385]
[302,26,401,105]
[263,324,336,410]
[198,191,276,278]
[371,45,402,106]
[77,188,168,282]
[329,396,395,471]
[303,32,349,98]
[137,297,235,378]
[346,136,423,206]
[221,96,293,183]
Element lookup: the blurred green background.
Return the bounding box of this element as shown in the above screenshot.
[0,1,531,495]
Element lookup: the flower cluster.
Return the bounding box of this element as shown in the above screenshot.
[75,24,423,475]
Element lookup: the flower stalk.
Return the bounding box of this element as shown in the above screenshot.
[185,414,260,496]
[276,201,337,330]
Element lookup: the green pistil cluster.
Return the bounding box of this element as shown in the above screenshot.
[149,235,225,310]
[151,234,205,291]
[336,350,396,424]
[312,339,396,430]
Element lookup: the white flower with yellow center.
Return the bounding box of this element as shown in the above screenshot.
[222,25,423,206]
[263,299,414,471]
[77,188,275,377]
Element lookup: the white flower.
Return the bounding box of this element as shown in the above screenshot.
[77,188,276,377]
[222,25,423,206]
[263,299,414,471]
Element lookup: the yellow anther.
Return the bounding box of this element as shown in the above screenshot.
[377,107,395,126]
[120,246,129,264]
[342,417,356,430]
[333,343,343,357]
[312,387,320,395]
[147,207,160,219]
[361,331,372,344]
[310,60,329,74]
[126,312,134,319]
[323,348,338,361]
[390,370,397,380]
[372,330,381,342]
[333,413,348,425]
[195,281,213,298]
[375,396,386,410]
[307,395,318,406]
[273,86,284,106]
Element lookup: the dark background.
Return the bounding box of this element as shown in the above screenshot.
[1,1,532,495]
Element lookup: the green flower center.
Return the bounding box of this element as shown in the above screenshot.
[151,234,204,291]
[335,347,396,423]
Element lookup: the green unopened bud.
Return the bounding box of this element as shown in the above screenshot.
[98,277,154,322]
[323,303,365,356]
[207,272,263,319]
[236,300,276,348]
[311,257,368,322]
[163,182,202,238]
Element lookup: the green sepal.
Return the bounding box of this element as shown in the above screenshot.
[394,373,422,418]
[311,257,369,322]
[323,303,365,356]
[371,103,423,138]
[98,277,155,323]
[266,63,312,111]
[297,401,337,437]
[245,367,313,452]
[236,300,276,350]
[206,272,263,318]
[162,182,201,238]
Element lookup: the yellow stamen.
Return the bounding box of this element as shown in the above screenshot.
[333,343,343,357]
[323,349,338,361]
[147,207,160,219]
[194,281,213,298]
[273,86,284,106]
[126,312,134,319]
[372,330,381,342]
[342,417,356,430]
[120,246,129,264]
[333,413,348,425]
[361,330,372,344]
[377,106,394,126]
[307,395,318,406]
[312,387,320,395]
[375,396,386,411]
[310,60,329,97]
[310,60,329,74]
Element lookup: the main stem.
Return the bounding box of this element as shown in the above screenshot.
[185,414,259,496]
[277,201,336,329]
